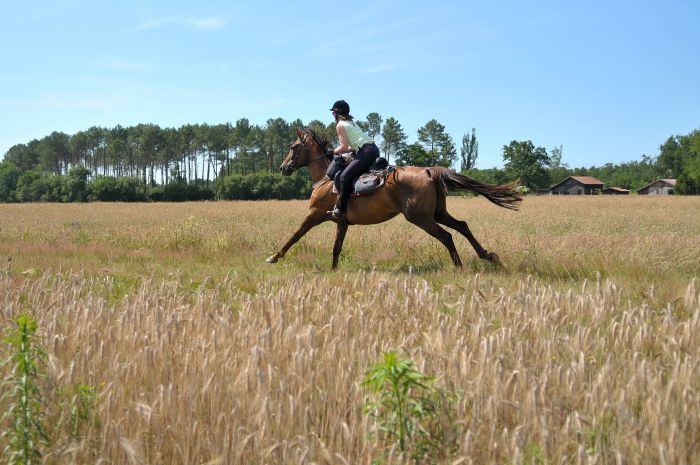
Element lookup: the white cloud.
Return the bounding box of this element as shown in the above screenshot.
[188,17,228,31]
[135,16,228,31]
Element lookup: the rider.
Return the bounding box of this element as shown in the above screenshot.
[327,100,380,219]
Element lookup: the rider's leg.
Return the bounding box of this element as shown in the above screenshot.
[333,145,379,216]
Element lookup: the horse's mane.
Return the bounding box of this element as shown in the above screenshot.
[304,128,333,159]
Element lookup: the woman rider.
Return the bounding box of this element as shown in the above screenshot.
[327,100,380,219]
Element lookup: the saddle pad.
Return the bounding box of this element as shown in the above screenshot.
[332,173,385,197]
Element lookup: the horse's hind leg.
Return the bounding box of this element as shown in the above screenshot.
[409,219,463,268]
[434,207,502,266]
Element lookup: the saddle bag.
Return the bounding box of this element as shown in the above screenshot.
[353,173,382,195]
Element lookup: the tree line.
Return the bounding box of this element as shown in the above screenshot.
[1,113,698,202]
[476,129,699,194]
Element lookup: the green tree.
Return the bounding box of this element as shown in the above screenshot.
[0,161,21,202]
[677,155,700,194]
[380,117,407,163]
[106,125,128,177]
[502,140,551,190]
[137,124,164,185]
[261,118,290,173]
[66,165,92,202]
[40,131,71,175]
[548,145,571,185]
[4,143,38,172]
[357,112,383,140]
[307,119,337,146]
[85,126,107,176]
[15,169,50,202]
[460,128,479,171]
[230,118,259,175]
[417,119,456,167]
[394,142,430,167]
[658,129,700,194]
[464,167,509,186]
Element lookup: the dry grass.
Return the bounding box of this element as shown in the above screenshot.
[0,196,699,464]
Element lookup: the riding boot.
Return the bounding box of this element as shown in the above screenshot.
[329,177,352,219]
[338,176,353,212]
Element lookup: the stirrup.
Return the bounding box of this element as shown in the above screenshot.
[327,207,345,219]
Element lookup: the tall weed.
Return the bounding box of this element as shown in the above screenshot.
[1,314,49,465]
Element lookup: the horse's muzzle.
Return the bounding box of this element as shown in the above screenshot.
[280,163,294,176]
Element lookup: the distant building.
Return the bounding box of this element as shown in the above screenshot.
[548,176,604,195]
[603,187,630,195]
[637,179,676,195]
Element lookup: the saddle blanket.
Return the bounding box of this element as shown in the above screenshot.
[332,171,387,197]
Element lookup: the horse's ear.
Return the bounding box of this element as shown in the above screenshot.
[296,128,304,138]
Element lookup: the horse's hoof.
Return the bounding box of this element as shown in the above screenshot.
[265,255,278,264]
[485,252,503,267]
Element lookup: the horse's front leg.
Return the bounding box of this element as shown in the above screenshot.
[331,221,349,270]
[266,210,326,264]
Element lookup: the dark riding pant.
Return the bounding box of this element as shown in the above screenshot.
[337,143,380,213]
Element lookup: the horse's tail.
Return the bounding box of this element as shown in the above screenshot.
[429,166,522,211]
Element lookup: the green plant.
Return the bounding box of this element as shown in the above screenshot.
[55,383,101,442]
[1,314,49,465]
[363,352,454,463]
[584,411,617,459]
[522,440,545,465]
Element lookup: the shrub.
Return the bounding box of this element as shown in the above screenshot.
[363,352,458,463]
[88,176,146,202]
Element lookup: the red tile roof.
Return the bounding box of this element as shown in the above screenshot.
[570,176,604,185]
[549,176,605,190]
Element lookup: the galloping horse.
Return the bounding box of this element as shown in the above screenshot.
[266,128,522,270]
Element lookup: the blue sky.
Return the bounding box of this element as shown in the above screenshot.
[1,0,698,169]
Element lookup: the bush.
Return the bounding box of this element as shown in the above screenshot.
[66,165,91,202]
[154,180,215,202]
[0,161,21,202]
[88,176,147,202]
[216,172,311,200]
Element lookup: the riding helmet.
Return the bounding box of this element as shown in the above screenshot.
[330,100,350,116]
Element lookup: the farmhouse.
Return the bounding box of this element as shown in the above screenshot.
[603,187,630,195]
[548,176,604,195]
[637,179,676,195]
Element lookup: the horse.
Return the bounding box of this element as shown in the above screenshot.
[266,128,522,270]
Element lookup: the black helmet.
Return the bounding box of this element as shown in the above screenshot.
[330,100,350,116]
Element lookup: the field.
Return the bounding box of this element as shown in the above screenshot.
[0,196,699,464]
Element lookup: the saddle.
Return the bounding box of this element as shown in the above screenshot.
[327,156,395,196]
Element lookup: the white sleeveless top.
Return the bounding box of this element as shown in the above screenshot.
[338,120,374,151]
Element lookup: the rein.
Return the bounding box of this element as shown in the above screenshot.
[298,152,329,168]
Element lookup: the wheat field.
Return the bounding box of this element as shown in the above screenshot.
[0,196,699,464]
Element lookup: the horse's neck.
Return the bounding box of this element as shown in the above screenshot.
[308,157,330,183]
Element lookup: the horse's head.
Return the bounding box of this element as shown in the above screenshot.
[279,128,331,176]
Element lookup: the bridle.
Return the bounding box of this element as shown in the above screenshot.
[286,131,330,172]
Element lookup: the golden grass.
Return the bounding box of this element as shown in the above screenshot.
[0,196,699,464]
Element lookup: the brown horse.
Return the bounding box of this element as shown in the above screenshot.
[266,128,522,270]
